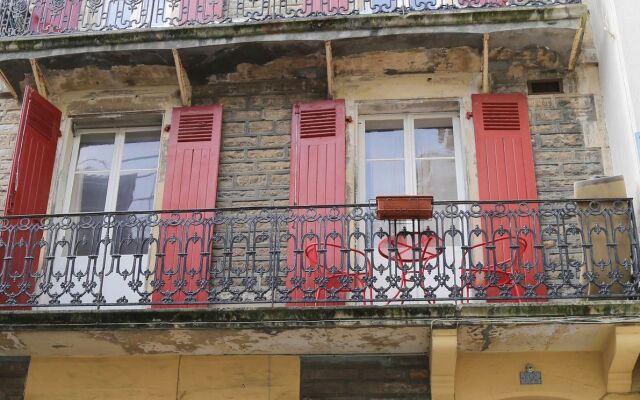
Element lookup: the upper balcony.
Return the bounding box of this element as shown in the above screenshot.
[0,0,583,41]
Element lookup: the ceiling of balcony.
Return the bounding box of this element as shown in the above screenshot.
[0,24,585,99]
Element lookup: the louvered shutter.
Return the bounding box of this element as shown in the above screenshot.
[1,86,61,306]
[288,100,346,304]
[290,100,346,207]
[153,105,222,307]
[471,93,546,299]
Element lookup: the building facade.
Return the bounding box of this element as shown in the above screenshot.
[583,0,640,221]
[0,0,639,399]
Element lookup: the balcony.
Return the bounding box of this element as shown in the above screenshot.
[0,0,581,40]
[0,198,637,309]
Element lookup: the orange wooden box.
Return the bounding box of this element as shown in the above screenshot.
[375,196,434,220]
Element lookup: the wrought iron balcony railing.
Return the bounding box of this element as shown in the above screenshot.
[0,0,581,39]
[0,199,637,309]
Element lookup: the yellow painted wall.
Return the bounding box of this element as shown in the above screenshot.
[456,352,606,400]
[24,355,300,400]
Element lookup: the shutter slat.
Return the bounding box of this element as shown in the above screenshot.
[299,106,339,139]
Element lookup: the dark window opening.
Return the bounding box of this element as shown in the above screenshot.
[528,79,563,95]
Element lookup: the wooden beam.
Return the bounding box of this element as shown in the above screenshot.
[172,48,192,107]
[0,69,17,100]
[482,33,490,94]
[568,15,587,72]
[29,58,48,100]
[325,40,334,99]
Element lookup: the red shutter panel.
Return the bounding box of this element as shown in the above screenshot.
[153,105,222,307]
[1,86,61,306]
[471,93,546,299]
[289,100,346,207]
[288,100,346,304]
[472,93,537,201]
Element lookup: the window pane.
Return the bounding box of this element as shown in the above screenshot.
[76,134,115,172]
[365,120,404,159]
[416,159,458,200]
[366,160,405,200]
[116,171,157,212]
[70,173,110,212]
[121,132,161,170]
[415,125,455,159]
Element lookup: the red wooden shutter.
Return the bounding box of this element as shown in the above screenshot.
[471,93,545,299]
[289,100,346,207]
[472,93,537,201]
[1,86,61,306]
[153,105,222,307]
[288,100,346,304]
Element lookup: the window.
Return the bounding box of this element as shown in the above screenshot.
[359,115,465,202]
[65,127,161,255]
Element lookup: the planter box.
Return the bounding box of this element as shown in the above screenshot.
[375,196,434,220]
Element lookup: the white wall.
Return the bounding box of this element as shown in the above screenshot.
[585,0,640,205]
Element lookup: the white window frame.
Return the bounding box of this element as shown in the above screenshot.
[356,112,467,203]
[62,126,162,214]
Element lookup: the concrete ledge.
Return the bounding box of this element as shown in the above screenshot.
[0,4,587,60]
[0,301,639,331]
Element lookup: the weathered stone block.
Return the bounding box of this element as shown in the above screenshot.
[247,149,285,160]
[248,121,274,133]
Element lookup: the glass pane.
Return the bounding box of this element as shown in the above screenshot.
[365,120,404,159]
[415,124,455,159]
[366,160,405,200]
[121,132,161,170]
[76,134,115,172]
[116,171,157,212]
[416,159,458,200]
[69,173,110,212]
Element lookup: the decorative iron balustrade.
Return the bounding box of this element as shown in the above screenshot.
[0,0,581,39]
[0,199,637,309]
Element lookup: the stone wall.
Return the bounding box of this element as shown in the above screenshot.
[494,72,609,200]
[529,94,605,200]
[193,52,327,208]
[0,97,20,215]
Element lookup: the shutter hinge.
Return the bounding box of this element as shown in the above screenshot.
[345,116,353,124]
[466,112,473,120]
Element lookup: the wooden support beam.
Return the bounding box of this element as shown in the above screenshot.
[482,33,490,94]
[29,58,48,100]
[568,15,587,72]
[325,40,334,99]
[172,48,192,107]
[0,69,17,100]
